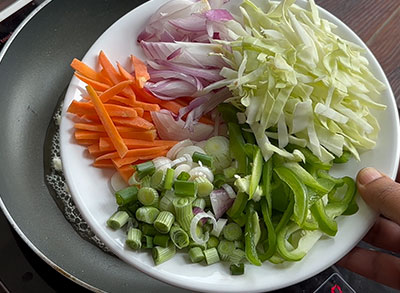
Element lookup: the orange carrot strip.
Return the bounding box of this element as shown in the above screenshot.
[121,130,157,141]
[199,116,214,125]
[133,107,144,117]
[74,72,110,92]
[75,130,104,140]
[75,138,98,145]
[95,145,169,161]
[71,58,111,85]
[116,165,135,183]
[74,123,145,133]
[112,150,168,168]
[93,160,115,168]
[99,80,133,103]
[99,137,177,151]
[142,111,153,123]
[75,129,155,140]
[87,85,128,158]
[87,143,108,157]
[99,51,136,102]
[131,55,150,88]
[112,117,154,130]
[68,100,138,118]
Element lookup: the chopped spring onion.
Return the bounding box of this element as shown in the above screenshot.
[150,169,166,191]
[135,161,156,180]
[110,172,128,193]
[152,243,176,265]
[203,247,220,265]
[223,166,237,179]
[153,234,170,247]
[230,263,245,275]
[217,239,235,261]
[190,212,217,245]
[128,172,141,186]
[192,151,214,169]
[173,197,193,232]
[152,157,172,171]
[126,228,142,250]
[194,176,214,197]
[204,136,231,171]
[174,180,198,197]
[188,247,205,263]
[176,145,206,160]
[141,235,153,249]
[222,183,236,199]
[229,249,246,264]
[189,166,214,183]
[135,206,160,224]
[154,211,175,234]
[159,190,177,213]
[176,171,191,181]
[211,217,228,237]
[223,222,243,241]
[141,223,158,236]
[192,198,206,210]
[115,186,138,206]
[138,187,159,206]
[207,236,219,249]
[163,168,175,190]
[166,139,193,160]
[169,226,190,249]
[174,164,192,179]
[107,211,129,230]
[213,173,226,188]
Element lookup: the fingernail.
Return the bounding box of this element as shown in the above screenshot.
[358,167,382,185]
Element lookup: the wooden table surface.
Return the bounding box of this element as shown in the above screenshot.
[316,0,400,105]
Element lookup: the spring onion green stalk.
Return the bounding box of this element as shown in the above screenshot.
[153,234,170,247]
[135,206,160,224]
[138,187,159,206]
[154,211,175,234]
[203,247,220,265]
[223,223,243,241]
[141,235,153,249]
[188,247,205,263]
[126,228,142,250]
[217,240,235,261]
[230,263,245,275]
[213,173,226,188]
[207,235,219,249]
[194,176,214,197]
[141,223,158,236]
[163,168,175,190]
[107,211,129,230]
[159,190,177,213]
[169,226,190,249]
[173,197,193,232]
[192,198,206,210]
[174,180,197,197]
[192,151,214,169]
[152,243,176,265]
[150,169,165,191]
[135,161,156,180]
[229,249,246,264]
[115,186,138,206]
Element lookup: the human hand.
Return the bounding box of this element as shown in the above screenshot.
[337,167,400,290]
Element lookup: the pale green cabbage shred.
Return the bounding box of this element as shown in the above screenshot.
[209,0,386,162]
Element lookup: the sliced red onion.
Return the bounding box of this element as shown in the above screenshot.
[205,9,234,21]
[210,188,234,219]
[146,79,198,100]
[151,110,214,141]
[169,15,207,32]
[190,212,217,244]
[167,48,182,60]
[178,96,209,120]
[147,69,203,91]
[222,183,237,199]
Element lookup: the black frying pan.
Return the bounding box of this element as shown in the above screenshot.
[0,0,189,291]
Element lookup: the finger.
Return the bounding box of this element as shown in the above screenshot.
[363,216,400,253]
[357,167,400,225]
[337,247,400,290]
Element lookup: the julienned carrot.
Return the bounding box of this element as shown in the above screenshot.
[133,107,144,117]
[116,165,135,183]
[99,80,133,103]
[95,145,169,162]
[143,111,153,123]
[87,85,128,158]
[71,58,111,85]
[74,72,110,92]
[75,138,98,145]
[93,159,115,168]
[112,150,168,168]
[132,101,160,112]
[68,100,138,118]
[99,137,177,151]
[74,123,147,133]
[131,55,150,88]
[87,144,108,157]
[75,129,156,140]
[112,117,154,130]
[99,51,136,103]
[121,130,157,141]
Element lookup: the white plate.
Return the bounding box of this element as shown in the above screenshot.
[59,0,400,292]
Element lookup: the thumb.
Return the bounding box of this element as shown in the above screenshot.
[357,167,400,225]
